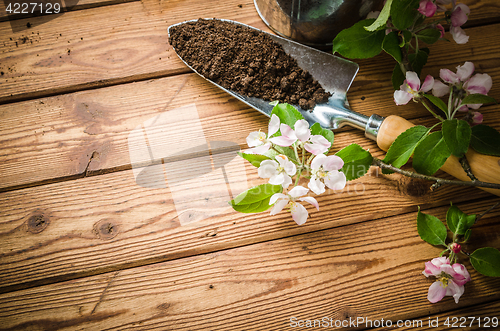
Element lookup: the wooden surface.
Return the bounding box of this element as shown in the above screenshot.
[1,0,499,330]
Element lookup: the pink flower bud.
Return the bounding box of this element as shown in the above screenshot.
[471,112,483,125]
[450,243,462,254]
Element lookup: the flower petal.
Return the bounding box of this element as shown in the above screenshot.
[290,202,308,225]
[269,193,287,205]
[394,90,413,105]
[270,135,297,147]
[270,198,289,215]
[282,174,293,189]
[268,114,280,137]
[269,173,285,185]
[247,142,272,155]
[294,119,311,142]
[465,73,493,95]
[308,178,325,195]
[304,135,330,155]
[456,62,474,82]
[288,185,309,198]
[298,196,320,211]
[421,75,435,92]
[440,68,460,84]
[258,160,278,178]
[432,80,450,97]
[406,71,421,91]
[276,155,297,176]
[436,24,445,38]
[323,155,344,171]
[471,112,483,125]
[280,123,297,140]
[246,131,266,147]
[311,153,327,171]
[325,171,347,190]
[451,4,470,27]
[452,263,471,285]
[446,280,465,304]
[427,281,447,303]
[450,26,469,44]
[418,0,437,17]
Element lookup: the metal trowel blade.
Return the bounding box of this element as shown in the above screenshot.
[168,19,360,128]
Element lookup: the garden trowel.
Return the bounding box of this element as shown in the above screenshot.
[168,19,500,196]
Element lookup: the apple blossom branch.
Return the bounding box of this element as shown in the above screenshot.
[372,157,500,190]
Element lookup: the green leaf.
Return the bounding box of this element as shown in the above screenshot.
[416,28,441,45]
[470,247,500,277]
[332,19,386,59]
[391,0,420,30]
[424,94,448,113]
[335,144,373,181]
[464,228,472,242]
[268,145,297,162]
[442,119,471,158]
[364,0,393,31]
[229,184,282,213]
[382,31,403,63]
[413,131,451,176]
[391,49,429,89]
[470,124,500,156]
[417,207,448,247]
[310,122,334,154]
[237,152,271,168]
[382,125,429,173]
[401,30,413,47]
[408,48,429,77]
[461,94,497,105]
[392,63,406,90]
[271,103,304,128]
[446,204,476,235]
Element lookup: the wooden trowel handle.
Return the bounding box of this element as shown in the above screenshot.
[376,115,500,196]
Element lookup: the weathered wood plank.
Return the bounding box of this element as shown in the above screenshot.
[0,63,499,192]
[0,199,498,330]
[0,142,495,293]
[1,0,499,104]
[0,0,268,103]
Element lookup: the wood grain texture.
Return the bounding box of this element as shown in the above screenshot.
[0,200,499,330]
[0,0,268,103]
[0,58,499,192]
[0,0,499,104]
[0,145,495,292]
[1,0,499,327]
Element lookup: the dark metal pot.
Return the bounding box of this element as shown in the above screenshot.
[254,0,384,49]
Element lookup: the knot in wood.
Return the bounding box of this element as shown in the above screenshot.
[26,213,50,234]
[94,219,119,240]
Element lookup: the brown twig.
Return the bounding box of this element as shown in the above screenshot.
[373,157,500,190]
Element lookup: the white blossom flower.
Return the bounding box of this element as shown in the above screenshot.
[422,257,471,304]
[258,155,296,189]
[308,154,347,194]
[269,186,319,225]
[394,71,434,105]
[304,135,331,155]
[245,114,280,154]
[270,123,298,147]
